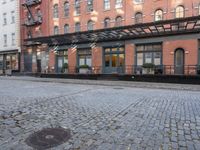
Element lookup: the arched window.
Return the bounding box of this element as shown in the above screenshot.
[154,9,163,21]
[64,24,69,33]
[175,6,185,18]
[87,20,94,31]
[104,18,110,28]
[53,4,59,18]
[54,26,59,35]
[135,12,143,24]
[75,22,80,32]
[64,1,69,17]
[115,16,122,27]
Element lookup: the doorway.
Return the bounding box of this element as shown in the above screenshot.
[103,47,125,74]
[174,48,184,74]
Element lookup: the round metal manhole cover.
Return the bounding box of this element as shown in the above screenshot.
[25,127,71,150]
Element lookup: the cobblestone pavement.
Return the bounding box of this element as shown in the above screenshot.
[0,78,200,150]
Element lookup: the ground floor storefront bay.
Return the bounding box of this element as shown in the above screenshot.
[23,38,200,75]
[0,50,20,75]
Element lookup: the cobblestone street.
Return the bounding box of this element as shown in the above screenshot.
[1,77,200,150]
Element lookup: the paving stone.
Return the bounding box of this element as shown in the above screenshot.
[0,77,200,149]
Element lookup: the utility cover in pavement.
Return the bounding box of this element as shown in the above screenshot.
[25,127,71,150]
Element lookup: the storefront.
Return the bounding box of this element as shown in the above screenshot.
[56,50,68,73]
[25,15,200,75]
[0,51,19,75]
[103,47,125,74]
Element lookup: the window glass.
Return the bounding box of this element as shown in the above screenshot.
[119,54,124,66]
[104,18,110,28]
[154,9,163,21]
[112,54,118,67]
[86,56,92,66]
[53,4,59,18]
[175,6,184,18]
[135,12,143,24]
[154,52,161,65]
[64,2,69,17]
[144,53,152,63]
[87,0,93,12]
[136,44,162,66]
[115,16,122,27]
[115,0,123,8]
[105,55,110,67]
[79,57,85,66]
[104,0,110,10]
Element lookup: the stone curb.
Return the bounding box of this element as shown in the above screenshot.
[0,76,200,91]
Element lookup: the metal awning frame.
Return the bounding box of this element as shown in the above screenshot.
[25,15,200,46]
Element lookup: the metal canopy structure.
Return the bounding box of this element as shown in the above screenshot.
[25,15,200,46]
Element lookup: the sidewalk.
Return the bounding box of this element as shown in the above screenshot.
[0,76,200,91]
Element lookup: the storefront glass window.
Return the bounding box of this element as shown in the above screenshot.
[78,49,92,67]
[136,43,162,66]
[57,50,68,73]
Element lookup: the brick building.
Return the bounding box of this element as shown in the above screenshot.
[21,0,200,75]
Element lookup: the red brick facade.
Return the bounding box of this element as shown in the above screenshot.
[21,0,200,75]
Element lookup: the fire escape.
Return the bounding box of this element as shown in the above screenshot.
[22,0,42,40]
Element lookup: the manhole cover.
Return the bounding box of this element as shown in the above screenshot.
[25,127,71,150]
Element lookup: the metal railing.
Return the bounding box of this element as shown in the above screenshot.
[23,0,41,6]
[41,65,200,76]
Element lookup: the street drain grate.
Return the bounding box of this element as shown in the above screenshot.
[113,87,124,90]
[25,127,71,150]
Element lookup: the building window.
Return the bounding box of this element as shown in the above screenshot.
[54,26,59,35]
[3,34,7,47]
[11,33,15,46]
[104,0,110,10]
[75,22,80,32]
[87,0,93,12]
[136,44,162,66]
[75,0,81,15]
[27,31,32,39]
[135,12,143,24]
[64,24,69,33]
[104,18,111,28]
[115,16,122,27]
[154,9,163,21]
[133,0,143,4]
[53,4,59,18]
[3,13,7,25]
[78,49,92,67]
[175,5,185,18]
[198,4,200,15]
[36,9,42,22]
[11,11,15,23]
[64,1,69,17]
[87,20,94,31]
[115,0,123,8]
[57,50,68,73]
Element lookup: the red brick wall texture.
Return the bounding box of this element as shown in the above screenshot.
[20,0,200,73]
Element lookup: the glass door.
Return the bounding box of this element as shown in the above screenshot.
[103,47,125,74]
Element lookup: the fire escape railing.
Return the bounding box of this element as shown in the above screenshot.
[22,0,42,39]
